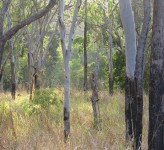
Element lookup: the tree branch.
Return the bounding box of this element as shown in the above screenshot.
[3,0,57,42]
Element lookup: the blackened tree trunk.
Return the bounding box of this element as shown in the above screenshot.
[125,76,136,141]
[148,0,164,149]
[83,0,88,91]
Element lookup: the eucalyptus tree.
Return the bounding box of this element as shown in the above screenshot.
[58,0,81,141]
[119,0,137,144]
[25,10,59,100]
[0,0,57,91]
[148,0,164,149]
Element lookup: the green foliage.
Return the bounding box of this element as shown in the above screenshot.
[113,51,126,89]
[23,89,62,116]
[104,50,125,89]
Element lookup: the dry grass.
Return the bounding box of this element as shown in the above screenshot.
[0,89,148,150]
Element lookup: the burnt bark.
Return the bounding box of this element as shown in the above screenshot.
[148,0,164,149]
[64,107,70,142]
[125,76,136,142]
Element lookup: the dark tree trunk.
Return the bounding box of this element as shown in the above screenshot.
[148,0,164,150]
[134,78,143,150]
[83,0,88,91]
[10,56,16,100]
[34,69,40,90]
[125,76,136,142]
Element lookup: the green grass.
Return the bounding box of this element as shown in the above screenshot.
[0,89,148,150]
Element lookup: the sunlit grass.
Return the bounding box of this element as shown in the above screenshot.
[0,89,148,150]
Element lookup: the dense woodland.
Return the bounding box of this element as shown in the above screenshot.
[0,0,164,150]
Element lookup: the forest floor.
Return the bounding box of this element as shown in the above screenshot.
[0,88,148,150]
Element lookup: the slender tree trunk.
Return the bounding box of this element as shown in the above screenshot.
[90,71,99,129]
[9,40,16,100]
[103,9,114,95]
[59,0,81,142]
[90,49,100,129]
[7,9,16,100]
[0,41,5,91]
[108,20,113,96]
[63,56,70,141]
[83,0,88,91]
[148,0,164,149]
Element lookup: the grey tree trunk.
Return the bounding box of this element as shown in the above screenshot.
[7,9,16,100]
[134,0,151,149]
[90,71,100,129]
[59,0,81,142]
[83,0,88,91]
[148,0,164,149]
[119,0,137,144]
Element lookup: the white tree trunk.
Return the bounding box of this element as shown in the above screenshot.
[119,0,136,80]
[59,0,81,142]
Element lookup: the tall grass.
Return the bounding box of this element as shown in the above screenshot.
[0,89,148,150]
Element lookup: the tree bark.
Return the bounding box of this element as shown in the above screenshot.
[125,76,136,141]
[83,0,88,91]
[134,0,151,149]
[90,71,100,129]
[148,0,164,149]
